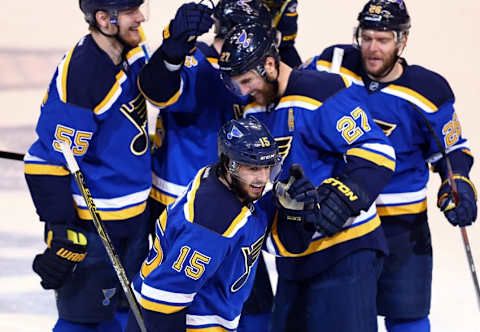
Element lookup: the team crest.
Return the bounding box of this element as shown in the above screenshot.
[374,119,397,136]
[102,288,117,306]
[119,93,148,155]
[231,235,265,292]
[275,136,293,162]
[228,125,244,139]
[236,30,251,48]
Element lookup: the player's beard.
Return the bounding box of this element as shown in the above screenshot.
[252,80,278,106]
[230,176,265,203]
[362,48,398,79]
[118,25,142,47]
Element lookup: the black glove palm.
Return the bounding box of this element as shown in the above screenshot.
[160,2,214,63]
[437,175,477,227]
[32,224,87,290]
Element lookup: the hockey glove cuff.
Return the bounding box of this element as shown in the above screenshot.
[32,224,87,290]
[437,174,477,227]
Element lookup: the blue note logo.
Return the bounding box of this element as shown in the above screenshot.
[236,30,251,48]
[102,288,117,306]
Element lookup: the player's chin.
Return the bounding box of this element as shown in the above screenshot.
[249,186,265,200]
[123,33,142,47]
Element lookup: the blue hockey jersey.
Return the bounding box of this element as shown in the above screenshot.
[140,42,247,207]
[303,45,472,219]
[24,34,151,222]
[133,165,310,331]
[244,69,395,279]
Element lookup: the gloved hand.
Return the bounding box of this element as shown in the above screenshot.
[32,224,87,290]
[437,174,477,227]
[274,163,321,225]
[313,175,371,237]
[160,2,214,64]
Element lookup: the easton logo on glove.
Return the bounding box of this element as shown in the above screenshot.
[323,178,358,202]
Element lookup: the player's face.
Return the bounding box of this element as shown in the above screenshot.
[231,70,277,106]
[233,164,271,202]
[117,7,146,47]
[360,29,400,78]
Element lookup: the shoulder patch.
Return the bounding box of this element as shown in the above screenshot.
[384,65,455,112]
[283,69,347,105]
[66,35,121,110]
[192,167,249,236]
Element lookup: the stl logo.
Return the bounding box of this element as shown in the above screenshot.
[236,30,251,48]
[102,288,117,306]
[227,125,243,139]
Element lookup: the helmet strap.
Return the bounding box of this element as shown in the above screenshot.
[93,10,130,50]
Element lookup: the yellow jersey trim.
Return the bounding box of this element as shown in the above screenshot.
[222,206,251,237]
[149,187,176,206]
[94,71,125,114]
[142,85,182,108]
[186,327,231,332]
[76,201,146,220]
[377,199,427,216]
[315,60,363,82]
[60,48,75,103]
[272,214,381,257]
[282,33,297,41]
[279,95,323,107]
[387,84,438,112]
[24,163,70,176]
[140,297,186,314]
[186,168,206,222]
[346,148,396,171]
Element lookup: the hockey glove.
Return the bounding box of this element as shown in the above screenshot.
[437,174,477,227]
[160,2,214,64]
[32,224,87,290]
[313,176,371,237]
[274,163,320,227]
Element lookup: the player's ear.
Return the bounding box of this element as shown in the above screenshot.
[95,10,110,28]
[264,56,277,76]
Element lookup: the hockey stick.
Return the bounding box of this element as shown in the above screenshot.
[0,150,24,161]
[411,104,480,310]
[59,141,147,332]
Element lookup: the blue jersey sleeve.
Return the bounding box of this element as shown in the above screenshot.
[25,75,99,224]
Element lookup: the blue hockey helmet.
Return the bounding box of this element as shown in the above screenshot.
[79,0,144,25]
[357,0,410,33]
[213,0,272,38]
[219,23,279,95]
[218,116,282,181]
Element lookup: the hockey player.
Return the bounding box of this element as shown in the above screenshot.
[261,0,302,67]
[139,0,272,229]
[219,23,397,332]
[24,0,151,331]
[125,116,316,332]
[301,1,477,331]
[138,3,276,330]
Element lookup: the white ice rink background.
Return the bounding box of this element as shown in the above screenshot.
[1,1,479,331]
